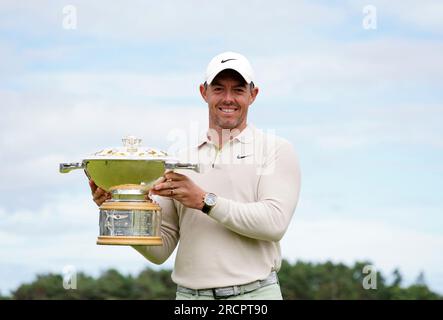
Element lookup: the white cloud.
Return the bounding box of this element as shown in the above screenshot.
[282,216,443,293]
[354,0,443,33]
[0,1,346,41]
[396,2,443,31]
[0,90,208,191]
[276,104,443,150]
[329,1,443,36]
[0,193,95,236]
[0,192,176,294]
[1,192,442,295]
[20,72,203,98]
[255,38,443,100]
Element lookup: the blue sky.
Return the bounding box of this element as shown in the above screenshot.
[1,0,442,295]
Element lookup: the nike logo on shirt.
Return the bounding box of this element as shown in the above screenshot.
[237,154,253,159]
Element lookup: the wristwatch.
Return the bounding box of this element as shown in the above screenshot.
[202,192,217,214]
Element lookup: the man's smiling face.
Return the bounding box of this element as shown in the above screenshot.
[200,69,259,132]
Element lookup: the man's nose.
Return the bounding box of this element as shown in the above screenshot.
[222,90,235,104]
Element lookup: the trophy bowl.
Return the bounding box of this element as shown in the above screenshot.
[60,136,199,246]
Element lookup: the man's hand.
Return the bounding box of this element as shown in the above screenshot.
[89,180,111,207]
[150,171,206,211]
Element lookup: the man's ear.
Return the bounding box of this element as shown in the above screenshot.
[249,86,259,105]
[199,84,208,103]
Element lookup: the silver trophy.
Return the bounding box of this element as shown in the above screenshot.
[60,136,199,246]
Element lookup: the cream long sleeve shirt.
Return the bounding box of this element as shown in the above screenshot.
[133,124,301,289]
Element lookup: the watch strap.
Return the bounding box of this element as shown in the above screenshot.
[202,202,212,214]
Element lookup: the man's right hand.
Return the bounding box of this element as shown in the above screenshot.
[89,180,111,206]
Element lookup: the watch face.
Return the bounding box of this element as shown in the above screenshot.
[205,193,217,206]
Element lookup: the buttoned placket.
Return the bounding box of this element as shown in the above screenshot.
[212,145,220,168]
[211,140,232,168]
[199,125,254,169]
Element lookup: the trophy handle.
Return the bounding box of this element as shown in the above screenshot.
[59,162,85,173]
[165,161,200,173]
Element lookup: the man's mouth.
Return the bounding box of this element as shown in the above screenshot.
[218,106,239,114]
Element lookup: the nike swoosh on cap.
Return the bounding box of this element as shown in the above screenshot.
[221,58,237,63]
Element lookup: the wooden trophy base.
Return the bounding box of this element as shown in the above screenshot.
[97,236,163,246]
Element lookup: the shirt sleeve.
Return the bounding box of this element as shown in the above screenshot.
[208,139,301,242]
[132,195,180,264]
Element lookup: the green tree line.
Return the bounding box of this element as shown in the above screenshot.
[1,260,441,300]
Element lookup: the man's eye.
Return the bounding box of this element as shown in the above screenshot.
[235,89,245,93]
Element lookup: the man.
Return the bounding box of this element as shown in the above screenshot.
[90,52,301,300]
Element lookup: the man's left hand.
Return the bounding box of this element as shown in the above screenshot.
[150,171,206,211]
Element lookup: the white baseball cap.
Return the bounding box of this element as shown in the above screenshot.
[204,51,255,85]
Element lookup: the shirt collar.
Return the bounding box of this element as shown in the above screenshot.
[197,124,255,148]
